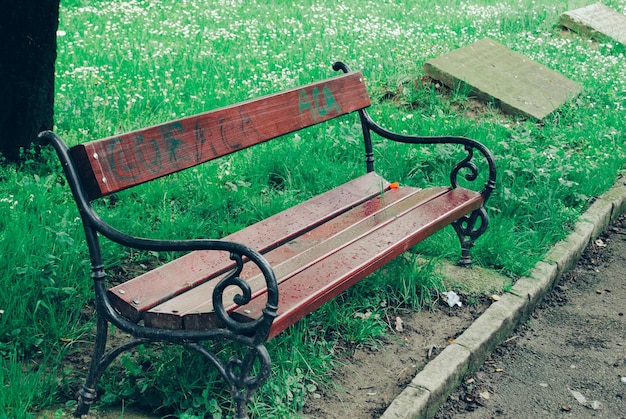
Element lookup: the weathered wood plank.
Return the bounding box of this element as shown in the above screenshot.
[560,2,626,46]
[423,37,582,120]
[246,187,484,340]
[144,186,444,330]
[71,71,370,199]
[144,187,483,334]
[108,172,387,321]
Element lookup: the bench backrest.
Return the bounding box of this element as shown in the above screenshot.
[70,71,370,200]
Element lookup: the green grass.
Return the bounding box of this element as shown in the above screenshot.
[1,0,626,417]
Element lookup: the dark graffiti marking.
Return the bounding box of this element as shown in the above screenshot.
[106,109,262,182]
[102,83,341,184]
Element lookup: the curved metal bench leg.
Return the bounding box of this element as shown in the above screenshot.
[185,342,273,419]
[452,207,489,267]
[74,313,146,417]
[74,314,108,417]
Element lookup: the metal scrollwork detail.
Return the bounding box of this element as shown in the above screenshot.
[213,252,260,335]
[226,346,273,419]
[225,345,271,391]
[452,207,489,267]
[185,342,272,419]
[451,145,479,189]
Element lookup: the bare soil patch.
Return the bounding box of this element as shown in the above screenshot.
[301,296,490,418]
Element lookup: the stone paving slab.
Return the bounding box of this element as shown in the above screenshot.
[559,2,626,46]
[423,37,582,120]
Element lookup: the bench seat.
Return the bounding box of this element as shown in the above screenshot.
[108,172,483,339]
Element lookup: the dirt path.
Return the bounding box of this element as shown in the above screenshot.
[434,215,626,418]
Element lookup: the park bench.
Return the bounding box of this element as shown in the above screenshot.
[40,62,496,418]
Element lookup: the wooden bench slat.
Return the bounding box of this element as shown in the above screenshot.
[237,187,484,340]
[108,171,388,321]
[144,185,444,329]
[143,187,479,332]
[70,71,370,199]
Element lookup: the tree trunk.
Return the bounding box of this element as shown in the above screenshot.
[0,2,60,162]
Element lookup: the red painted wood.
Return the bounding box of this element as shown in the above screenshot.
[236,188,484,340]
[144,185,440,329]
[108,172,388,321]
[70,71,370,199]
[143,187,481,332]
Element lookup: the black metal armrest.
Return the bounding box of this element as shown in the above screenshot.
[362,113,497,201]
[332,62,497,202]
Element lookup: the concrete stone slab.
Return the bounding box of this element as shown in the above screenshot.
[600,177,626,222]
[453,294,526,371]
[423,37,582,119]
[408,343,471,418]
[581,187,617,238]
[437,259,510,295]
[510,261,559,307]
[560,2,626,46]
[544,217,595,277]
[380,385,430,419]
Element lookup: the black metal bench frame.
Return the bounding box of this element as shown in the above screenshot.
[40,62,496,418]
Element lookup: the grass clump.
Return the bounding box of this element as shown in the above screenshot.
[1,0,625,417]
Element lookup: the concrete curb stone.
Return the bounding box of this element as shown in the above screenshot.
[380,177,626,419]
[409,344,472,418]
